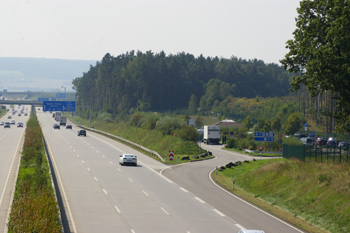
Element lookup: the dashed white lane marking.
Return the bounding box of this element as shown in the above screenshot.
[87,143,89,145]
[194,197,206,204]
[114,205,121,214]
[213,209,225,217]
[180,187,189,193]
[102,155,105,158]
[96,151,99,153]
[87,168,90,171]
[131,230,135,233]
[102,189,108,194]
[142,190,149,196]
[70,146,72,148]
[77,154,79,157]
[94,177,98,181]
[81,160,84,164]
[92,147,94,149]
[117,168,121,172]
[73,150,75,152]
[109,161,113,164]
[128,178,133,183]
[235,224,245,230]
[160,207,169,215]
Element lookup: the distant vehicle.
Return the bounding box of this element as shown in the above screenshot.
[237,230,265,233]
[326,140,336,147]
[7,115,11,119]
[0,121,4,126]
[53,124,60,129]
[10,120,15,124]
[78,129,86,136]
[24,113,28,116]
[60,116,67,126]
[4,122,10,128]
[203,125,221,144]
[17,122,24,128]
[119,154,137,166]
[38,108,40,110]
[66,125,72,129]
[338,141,347,148]
[300,137,313,146]
[294,133,308,139]
[18,113,21,116]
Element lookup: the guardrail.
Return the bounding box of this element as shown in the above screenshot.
[72,122,165,162]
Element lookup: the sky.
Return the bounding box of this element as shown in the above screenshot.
[0,0,301,64]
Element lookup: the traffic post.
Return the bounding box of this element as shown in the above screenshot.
[169,151,174,161]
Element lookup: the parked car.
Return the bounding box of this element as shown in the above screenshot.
[17,122,24,128]
[53,124,60,129]
[338,141,348,148]
[78,130,86,136]
[4,122,10,128]
[66,125,72,129]
[300,137,313,146]
[119,154,137,166]
[294,133,308,139]
[326,140,336,147]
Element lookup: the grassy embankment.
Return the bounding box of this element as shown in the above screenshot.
[8,116,61,232]
[67,115,210,164]
[213,158,350,233]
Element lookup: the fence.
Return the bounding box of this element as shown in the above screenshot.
[295,130,350,142]
[283,144,350,164]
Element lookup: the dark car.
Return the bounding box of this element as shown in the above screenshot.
[294,133,308,139]
[326,140,336,147]
[17,122,24,128]
[18,113,21,116]
[53,124,60,129]
[66,125,72,129]
[78,130,86,136]
[24,113,28,116]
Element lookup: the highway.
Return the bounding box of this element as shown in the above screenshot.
[0,105,30,233]
[37,109,245,233]
[162,144,305,233]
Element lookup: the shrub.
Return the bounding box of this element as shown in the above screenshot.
[177,126,200,142]
[155,116,186,135]
[226,138,236,148]
[96,112,114,123]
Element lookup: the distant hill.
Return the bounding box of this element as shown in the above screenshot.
[0,57,97,91]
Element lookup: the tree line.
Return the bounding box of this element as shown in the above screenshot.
[72,51,292,114]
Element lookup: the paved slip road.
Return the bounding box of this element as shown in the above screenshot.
[38,109,245,233]
[162,143,305,233]
[0,105,30,233]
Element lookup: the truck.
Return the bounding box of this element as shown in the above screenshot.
[203,125,221,145]
[60,116,67,126]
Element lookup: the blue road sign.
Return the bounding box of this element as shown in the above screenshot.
[51,98,56,101]
[38,98,50,101]
[56,93,66,99]
[254,132,275,137]
[310,132,315,137]
[254,137,275,142]
[43,101,75,112]
[304,123,308,127]
[230,131,234,135]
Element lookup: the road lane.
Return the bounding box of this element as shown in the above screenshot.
[38,110,243,233]
[0,105,30,233]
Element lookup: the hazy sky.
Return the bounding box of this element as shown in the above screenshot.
[1,0,301,64]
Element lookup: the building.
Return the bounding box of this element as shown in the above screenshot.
[214,119,242,128]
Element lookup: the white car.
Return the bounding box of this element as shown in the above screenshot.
[119,154,137,166]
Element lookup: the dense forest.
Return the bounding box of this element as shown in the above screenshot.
[72,51,293,114]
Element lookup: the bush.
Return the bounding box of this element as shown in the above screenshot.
[155,116,186,135]
[96,112,114,123]
[226,138,236,148]
[176,126,200,142]
[130,112,145,126]
[139,113,160,130]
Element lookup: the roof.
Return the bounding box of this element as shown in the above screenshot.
[214,119,242,128]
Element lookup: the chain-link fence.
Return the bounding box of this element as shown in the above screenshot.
[283,144,350,163]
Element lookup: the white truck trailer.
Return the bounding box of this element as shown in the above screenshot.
[203,125,221,145]
[60,116,67,126]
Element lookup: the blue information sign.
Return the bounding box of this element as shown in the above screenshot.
[310,132,315,137]
[56,93,66,99]
[254,132,275,137]
[38,98,50,101]
[43,101,75,112]
[304,123,308,127]
[254,137,275,142]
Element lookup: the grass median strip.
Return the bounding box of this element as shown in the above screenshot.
[212,158,349,233]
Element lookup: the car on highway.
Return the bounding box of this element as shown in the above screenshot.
[4,122,10,128]
[53,124,60,129]
[237,230,265,233]
[66,125,72,129]
[24,113,28,116]
[17,122,24,128]
[18,113,21,116]
[78,129,86,136]
[0,121,4,126]
[8,115,11,119]
[119,154,137,166]
[10,120,15,124]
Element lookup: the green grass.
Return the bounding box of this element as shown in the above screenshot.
[67,115,211,163]
[213,159,350,233]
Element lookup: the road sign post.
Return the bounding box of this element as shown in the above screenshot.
[169,151,174,161]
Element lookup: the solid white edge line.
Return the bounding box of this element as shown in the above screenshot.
[209,168,305,233]
[160,207,169,215]
[213,208,226,217]
[194,197,206,204]
[114,205,121,213]
[0,129,25,213]
[42,131,77,233]
[142,190,149,196]
[94,177,98,181]
[103,189,108,194]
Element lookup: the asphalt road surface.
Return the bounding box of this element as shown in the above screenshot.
[162,143,305,233]
[38,110,247,233]
[0,105,30,233]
